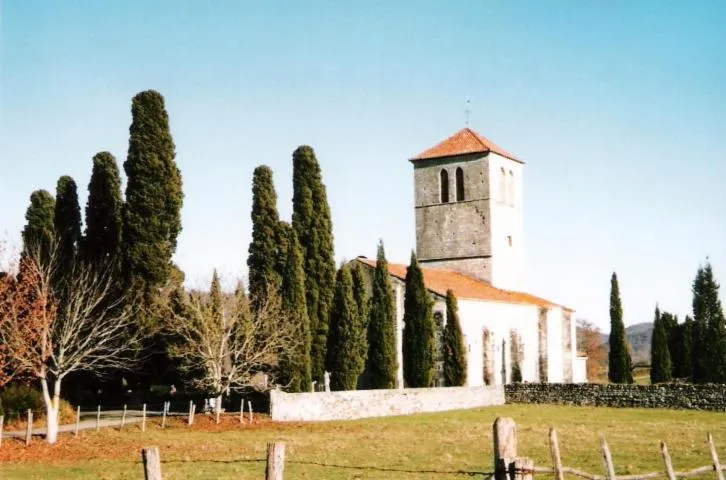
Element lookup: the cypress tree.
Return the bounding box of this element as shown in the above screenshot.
[291,145,336,383]
[443,289,467,386]
[54,176,82,279]
[402,252,435,388]
[210,269,222,323]
[279,226,311,392]
[661,312,680,377]
[681,315,694,380]
[692,262,726,383]
[650,305,672,383]
[364,242,398,389]
[326,264,366,391]
[351,262,369,326]
[247,165,283,308]
[21,190,55,263]
[608,272,633,384]
[83,152,123,266]
[122,89,184,297]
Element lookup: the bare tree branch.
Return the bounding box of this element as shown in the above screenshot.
[165,276,299,411]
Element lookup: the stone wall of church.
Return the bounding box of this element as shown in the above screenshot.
[270,385,505,422]
[413,153,494,283]
[505,383,726,411]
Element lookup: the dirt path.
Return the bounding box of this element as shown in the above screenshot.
[2,409,185,439]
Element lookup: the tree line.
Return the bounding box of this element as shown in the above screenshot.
[607,263,725,384]
[0,89,468,444]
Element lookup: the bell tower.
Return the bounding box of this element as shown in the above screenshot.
[409,128,525,291]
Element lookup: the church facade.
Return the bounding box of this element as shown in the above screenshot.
[355,127,587,387]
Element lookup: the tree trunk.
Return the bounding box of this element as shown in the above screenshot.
[215,394,223,415]
[41,377,62,444]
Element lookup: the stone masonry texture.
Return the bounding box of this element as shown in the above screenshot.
[414,153,493,282]
[270,385,505,421]
[505,383,726,411]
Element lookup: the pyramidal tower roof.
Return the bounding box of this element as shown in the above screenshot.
[409,127,522,163]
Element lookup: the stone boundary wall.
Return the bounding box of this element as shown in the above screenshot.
[505,383,726,411]
[270,386,505,422]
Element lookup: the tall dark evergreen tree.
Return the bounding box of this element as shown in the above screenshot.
[608,272,633,384]
[291,145,336,383]
[326,264,366,391]
[680,315,694,379]
[279,226,311,392]
[402,252,435,388]
[122,89,184,300]
[21,190,55,262]
[54,176,82,279]
[661,312,680,377]
[364,242,398,389]
[650,305,672,383]
[83,152,123,266]
[443,289,467,386]
[351,262,369,326]
[247,165,283,309]
[691,262,726,383]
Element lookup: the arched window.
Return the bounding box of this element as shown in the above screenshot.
[455,167,465,201]
[508,170,514,205]
[499,167,506,203]
[440,169,449,203]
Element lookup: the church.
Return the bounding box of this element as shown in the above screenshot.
[354,127,587,387]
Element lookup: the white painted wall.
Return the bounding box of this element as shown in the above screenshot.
[573,356,588,383]
[488,152,525,292]
[270,385,505,422]
[455,299,541,387]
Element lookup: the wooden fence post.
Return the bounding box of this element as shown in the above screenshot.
[121,404,127,429]
[265,442,285,480]
[549,428,564,480]
[494,417,517,480]
[25,409,33,447]
[96,405,101,432]
[0,414,4,447]
[142,404,147,432]
[660,441,676,480]
[162,402,168,429]
[239,399,244,424]
[601,437,616,480]
[248,401,253,424]
[74,406,80,437]
[141,446,162,480]
[187,401,194,426]
[513,457,534,480]
[708,434,725,480]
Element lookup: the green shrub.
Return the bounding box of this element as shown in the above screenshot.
[0,384,74,423]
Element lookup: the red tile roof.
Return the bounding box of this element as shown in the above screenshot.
[409,128,522,163]
[355,257,571,312]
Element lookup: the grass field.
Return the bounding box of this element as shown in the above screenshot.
[2,404,726,479]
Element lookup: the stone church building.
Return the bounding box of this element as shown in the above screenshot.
[354,127,587,387]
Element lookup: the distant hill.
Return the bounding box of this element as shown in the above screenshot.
[599,322,653,364]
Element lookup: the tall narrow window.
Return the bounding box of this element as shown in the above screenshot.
[440,169,449,203]
[508,170,515,206]
[500,167,506,203]
[455,167,465,201]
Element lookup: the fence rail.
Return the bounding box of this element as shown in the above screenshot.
[135,416,726,479]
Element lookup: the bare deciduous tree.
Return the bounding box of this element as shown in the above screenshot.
[166,274,299,414]
[577,318,607,382]
[0,244,140,443]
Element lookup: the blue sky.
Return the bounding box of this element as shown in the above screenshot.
[1,1,724,332]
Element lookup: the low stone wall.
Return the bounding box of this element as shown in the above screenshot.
[270,385,505,421]
[505,383,726,411]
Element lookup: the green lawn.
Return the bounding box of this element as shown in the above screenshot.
[3,404,726,479]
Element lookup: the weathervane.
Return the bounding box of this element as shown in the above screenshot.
[465,99,471,127]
